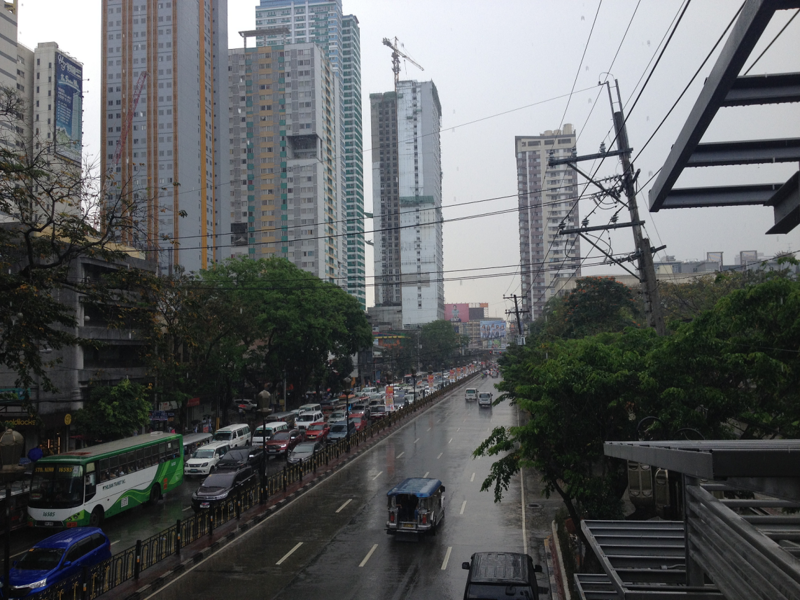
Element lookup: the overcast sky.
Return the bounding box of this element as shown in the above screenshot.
[19,1,799,318]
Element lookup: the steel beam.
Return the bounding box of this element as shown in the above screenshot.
[686,138,800,167]
[723,72,800,106]
[648,0,785,211]
[766,171,800,234]
[659,184,784,208]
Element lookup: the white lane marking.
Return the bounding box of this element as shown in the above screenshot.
[182,506,193,512]
[460,500,467,515]
[441,546,452,570]
[372,471,383,480]
[396,452,405,459]
[457,427,460,432]
[110,539,121,547]
[414,438,419,444]
[359,544,378,567]
[335,499,352,513]
[471,472,475,482]
[437,452,443,459]
[427,427,431,432]
[276,542,303,565]
[448,438,453,444]
[423,471,429,478]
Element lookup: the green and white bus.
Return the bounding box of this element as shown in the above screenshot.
[27,432,184,528]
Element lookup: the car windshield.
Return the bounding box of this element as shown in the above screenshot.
[213,432,232,441]
[17,547,65,570]
[308,424,324,431]
[192,449,215,459]
[293,443,316,453]
[298,414,314,421]
[331,424,346,433]
[373,406,386,413]
[219,451,246,463]
[201,473,235,489]
[272,432,292,441]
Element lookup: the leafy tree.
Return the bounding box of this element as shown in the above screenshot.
[419,320,463,371]
[529,277,642,343]
[478,276,800,548]
[72,379,151,443]
[476,329,660,547]
[0,88,147,393]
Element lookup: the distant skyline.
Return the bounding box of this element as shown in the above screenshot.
[18,1,799,319]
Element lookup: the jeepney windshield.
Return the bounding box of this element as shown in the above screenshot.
[28,463,84,509]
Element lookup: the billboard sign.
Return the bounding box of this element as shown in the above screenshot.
[54,52,83,164]
[444,303,470,323]
[480,320,507,340]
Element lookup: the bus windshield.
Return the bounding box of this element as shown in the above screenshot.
[29,463,84,509]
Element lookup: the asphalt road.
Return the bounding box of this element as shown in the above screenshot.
[143,377,551,600]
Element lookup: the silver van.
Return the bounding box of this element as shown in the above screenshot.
[213,423,251,448]
[252,421,289,446]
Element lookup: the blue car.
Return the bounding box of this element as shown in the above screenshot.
[2,527,111,598]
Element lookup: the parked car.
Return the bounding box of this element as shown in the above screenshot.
[296,410,325,430]
[191,466,256,512]
[213,448,265,476]
[328,410,348,423]
[235,399,259,413]
[350,415,367,432]
[265,429,305,457]
[371,405,393,420]
[478,392,493,408]
[287,441,323,464]
[304,421,330,442]
[328,421,356,443]
[252,421,289,447]
[461,552,546,600]
[184,441,230,477]
[1,528,111,598]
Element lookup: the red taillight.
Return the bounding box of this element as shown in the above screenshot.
[422,514,427,525]
[66,521,78,528]
[389,512,395,523]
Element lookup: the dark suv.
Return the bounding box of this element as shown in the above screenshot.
[191,466,256,512]
[461,552,546,599]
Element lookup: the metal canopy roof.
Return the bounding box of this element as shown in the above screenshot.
[648,0,800,234]
[604,440,800,480]
[581,440,800,599]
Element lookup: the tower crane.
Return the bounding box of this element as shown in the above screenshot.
[382,37,423,89]
[113,71,148,168]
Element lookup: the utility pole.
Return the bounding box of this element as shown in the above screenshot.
[504,294,529,345]
[607,80,665,336]
[549,81,666,336]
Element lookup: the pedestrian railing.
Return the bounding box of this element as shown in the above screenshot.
[30,375,478,599]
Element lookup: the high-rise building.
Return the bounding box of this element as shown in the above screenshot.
[371,80,443,328]
[101,0,230,274]
[255,0,365,308]
[227,41,341,282]
[515,125,581,321]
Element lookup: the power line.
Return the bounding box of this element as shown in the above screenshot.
[743,9,799,76]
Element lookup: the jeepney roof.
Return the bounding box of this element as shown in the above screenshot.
[386,477,443,498]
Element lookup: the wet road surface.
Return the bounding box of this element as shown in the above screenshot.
[144,378,548,600]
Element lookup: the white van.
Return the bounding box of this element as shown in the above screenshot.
[465,388,478,402]
[184,441,230,476]
[252,421,289,446]
[296,410,325,430]
[297,403,322,414]
[213,423,251,448]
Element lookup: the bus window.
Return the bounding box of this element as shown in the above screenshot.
[85,470,96,501]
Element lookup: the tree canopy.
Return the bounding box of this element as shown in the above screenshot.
[477,273,800,545]
[72,379,151,442]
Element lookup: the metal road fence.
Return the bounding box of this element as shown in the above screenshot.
[29,376,476,600]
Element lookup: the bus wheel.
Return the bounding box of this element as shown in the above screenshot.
[89,507,104,527]
[148,484,162,505]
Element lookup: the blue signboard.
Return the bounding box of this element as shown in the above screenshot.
[54,51,83,163]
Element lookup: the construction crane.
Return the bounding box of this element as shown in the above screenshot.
[382,37,423,89]
[113,71,148,168]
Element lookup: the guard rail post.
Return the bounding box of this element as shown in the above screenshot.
[81,566,89,600]
[133,540,142,580]
[175,519,181,557]
[209,513,214,538]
